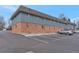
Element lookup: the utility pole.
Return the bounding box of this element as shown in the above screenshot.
[74,20,76,31]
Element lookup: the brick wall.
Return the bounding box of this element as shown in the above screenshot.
[12,22,63,34]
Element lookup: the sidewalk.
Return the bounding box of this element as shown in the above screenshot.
[21,33,57,37]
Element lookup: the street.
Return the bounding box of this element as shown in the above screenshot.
[0,31,79,53]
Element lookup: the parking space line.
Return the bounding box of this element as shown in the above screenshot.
[44,35,66,41]
[27,37,48,44]
[39,35,55,40]
[40,35,61,40]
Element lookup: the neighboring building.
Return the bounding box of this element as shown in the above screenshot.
[10,5,74,34]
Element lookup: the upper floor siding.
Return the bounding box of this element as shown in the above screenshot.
[12,12,73,29]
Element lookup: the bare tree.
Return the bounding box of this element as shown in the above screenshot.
[59,13,71,22]
[0,16,5,30]
[76,20,79,29]
[59,13,65,19]
[68,18,71,22]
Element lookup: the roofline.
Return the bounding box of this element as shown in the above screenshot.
[10,6,59,21]
[10,5,73,25]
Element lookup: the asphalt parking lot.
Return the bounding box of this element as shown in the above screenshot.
[0,31,79,53]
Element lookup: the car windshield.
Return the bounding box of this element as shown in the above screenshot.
[63,29,71,31]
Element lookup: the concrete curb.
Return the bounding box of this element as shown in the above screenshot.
[11,31,57,37]
[22,33,57,37]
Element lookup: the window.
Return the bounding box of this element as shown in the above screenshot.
[27,14,30,17]
[41,25,44,28]
[15,24,17,28]
[26,24,29,27]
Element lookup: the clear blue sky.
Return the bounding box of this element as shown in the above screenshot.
[0,5,79,26]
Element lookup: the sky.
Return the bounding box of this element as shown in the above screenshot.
[0,5,79,27]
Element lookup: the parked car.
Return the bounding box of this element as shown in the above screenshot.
[58,29,74,35]
[3,29,6,31]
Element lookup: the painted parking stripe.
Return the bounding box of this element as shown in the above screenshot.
[39,35,60,40]
[37,35,55,41]
[27,37,48,44]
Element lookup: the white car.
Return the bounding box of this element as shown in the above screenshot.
[3,29,6,31]
[58,29,74,35]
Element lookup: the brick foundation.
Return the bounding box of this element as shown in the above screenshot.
[12,22,63,34]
